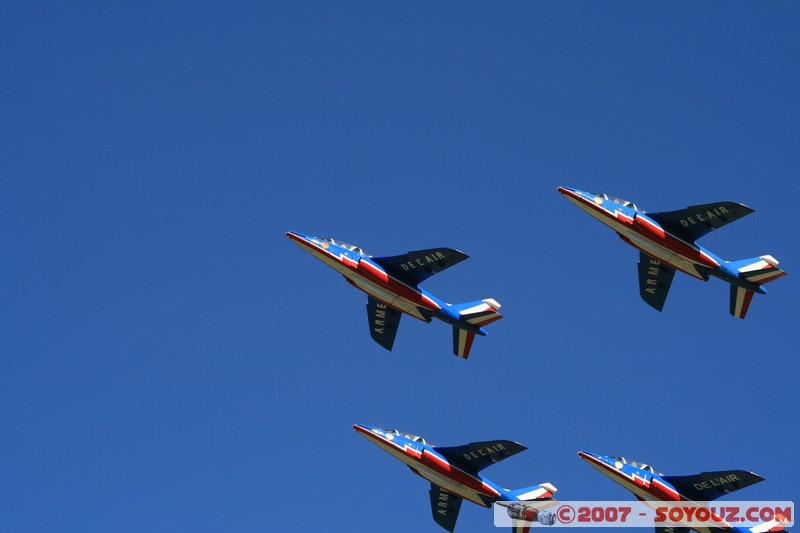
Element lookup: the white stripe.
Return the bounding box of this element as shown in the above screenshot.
[738,260,769,273]
[459,303,490,316]
[733,287,747,317]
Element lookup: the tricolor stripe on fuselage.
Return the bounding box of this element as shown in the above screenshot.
[579,452,680,502]
[288,234,441,321]
[737,257,787,285]
[560,189,720,280]
[579,453,741,533]
[354,427,501,506]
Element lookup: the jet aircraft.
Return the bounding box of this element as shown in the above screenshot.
[286,232,502,358]
[354,424,557,532]
[579,451,788,533]
[558,187,786,318]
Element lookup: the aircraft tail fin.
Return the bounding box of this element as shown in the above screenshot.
[507,482,557,501]
[728,256,786,319]
[730,286,756,319]
[450,299,503,358]
[453,328,476,359]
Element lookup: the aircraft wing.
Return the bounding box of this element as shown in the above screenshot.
[371,248,469,285]
[429,484,462,532]
[637,252,676,311]
[366,296,401,351]
[661,470,764,501]
[647,201,754,241]
[434,440,527,474]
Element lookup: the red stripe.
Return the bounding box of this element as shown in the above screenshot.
[618,235,706,279]
[421,451,500,498]
[650,477,681,501]
[750,270,786,285]
[473,314,503,327]
[358,260,389,283]
[635,215,666,239]
[460,332,475,359]
[565,191,718,268]
[738,290,754,318]
[292,237,440,311]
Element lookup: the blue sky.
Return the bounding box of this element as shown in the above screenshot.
[2,2,798,532]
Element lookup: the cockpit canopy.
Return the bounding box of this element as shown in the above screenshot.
[322,237,369,256]
[611,456,662,475]
[389,429,430,446]
[593,193,639,211]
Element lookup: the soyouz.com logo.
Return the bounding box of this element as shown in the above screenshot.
[493,500,793,528]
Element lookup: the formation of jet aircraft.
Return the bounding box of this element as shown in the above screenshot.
[354,424,557,532]
[558,187,786,318]
[286,188,789,532]
[579,451,788,533]
[286,232,502,358]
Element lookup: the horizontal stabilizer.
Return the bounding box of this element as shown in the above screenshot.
[733,255,787,286]
[366,296,401,350]
[648,201,754,241]
[372,248,469,285]
[662,470,764,501]
[452,298,503,327]
[434,440,527,474]
[637,252,676,311]
[429,484,462,532]
[507,482,557,501]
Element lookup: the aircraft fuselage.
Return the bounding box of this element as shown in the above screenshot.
[578,452,757,533]
[558,187,765,293]
[354,424,503,507]
[286,232,487,332]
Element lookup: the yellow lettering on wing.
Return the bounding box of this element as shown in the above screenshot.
[679,205,730,227]
[437,490,450,515]
[373,302,388,334]
[692,474,741,491]
[399,252,447,271]
[462,443,507,460]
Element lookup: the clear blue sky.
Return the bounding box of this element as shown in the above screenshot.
[2,2,798,532]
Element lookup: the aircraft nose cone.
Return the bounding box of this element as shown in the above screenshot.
[558,187,595,208]
[353,423,376,436]
[286,231,314,247]
[557,186,586,202]
[578,450,602,462]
